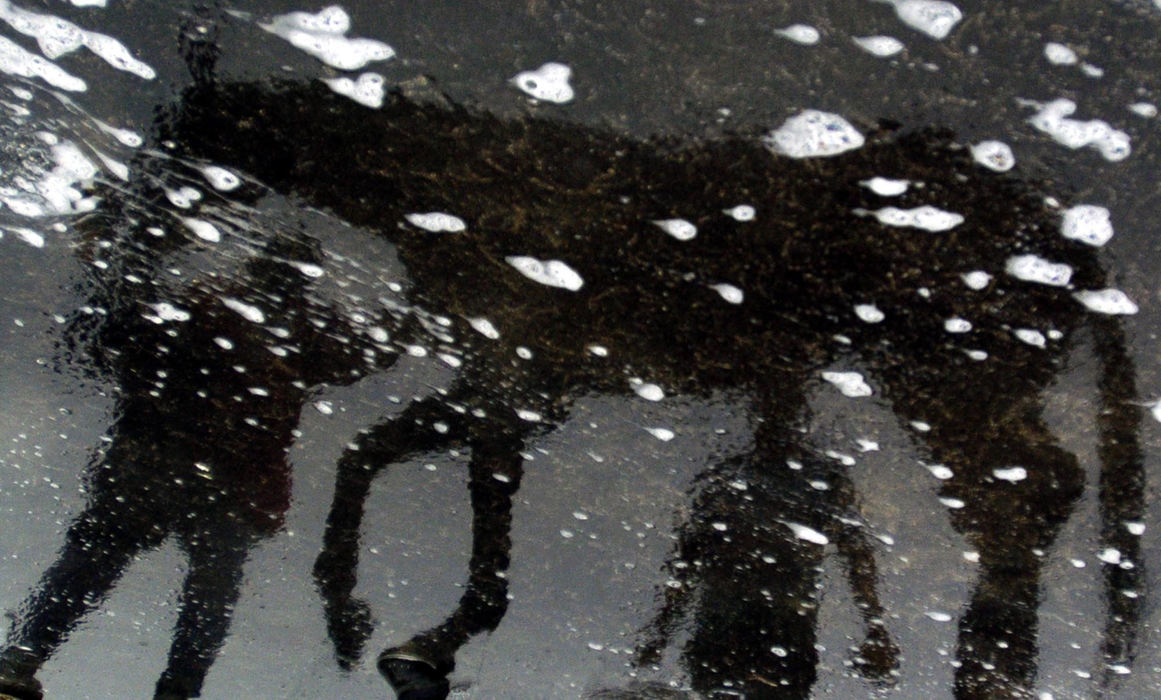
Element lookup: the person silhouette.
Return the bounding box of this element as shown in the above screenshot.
[0,171,390,699]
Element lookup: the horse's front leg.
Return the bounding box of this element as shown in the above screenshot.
[377,421,530,700]
[313,396,469,669]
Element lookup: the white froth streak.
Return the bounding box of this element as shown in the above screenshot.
[221,297,266,324]
[1,140,101,217]
[779,521,829,545]
[865,205,963,231]
[1026,98,1131,162]
[1005,255,1072,287]
[709,283,744,304]
[0,1,154,79]
[468,317,500,339]
[861,177,909,196]
[506,256,584,291]
[261,6,395,71]
[1073,289,1138,315]
[0,34,84,90]
[775,24,820,45]
[853,35,905,57]
[182,217,221,243]
[822,370,873,397]
[406,211,467,233]
[200,166,242,191]
[323,72,386,108]
[653,218,697,240]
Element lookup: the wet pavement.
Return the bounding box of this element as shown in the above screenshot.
[2,1,1161,698]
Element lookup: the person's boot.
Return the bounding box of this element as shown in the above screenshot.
[0,648,43,700]
[377,648,450,700]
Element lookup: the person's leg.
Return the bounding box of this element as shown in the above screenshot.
[1,476,163,698]
[153,529,252,699]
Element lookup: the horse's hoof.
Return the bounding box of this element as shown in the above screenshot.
[378,651,450,700]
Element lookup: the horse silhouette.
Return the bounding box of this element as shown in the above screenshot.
[157,72,1144,699]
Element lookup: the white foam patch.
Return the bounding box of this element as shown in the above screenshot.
[511,62,574,104]
[890,0,963,40]
[0,2,154,79]
[93,150,128,181]
[166,186,202,208]
[291,261,324,278]
[724,205,756,221]
[1098,548,1122,565]
[1005,255,1072,287]
[822,370,873,397]
[0,139,100,217]
[323,72,386,108]
[261,5,395,71]
[1026,98,1131,162]
[1014,329,1046,347]
[944,317,971,333]
[506,256,584,291]
[854,303,885,323]
[653,218,697,240]
[1080,63,1103,79]
[763,110,864,158]
[146,302,191,323]
[962,271,992,289]
[775,24,821,44]
[1060,205,1113,247]
[406,211,467,233]
[646,427,675,442]
[200,165,241,191]
[926,463,953,479]
[780,521,829,546]
[853,35,905,57]
[1044,43,1078,65]
[860,177,910,196]
[866,205,964,231]
[516,408,542,422]
[468,317,500,339]
[993,466,1027,482]
[2,226,44,247]
[710,283,744,304]
[182,217,221,242]
[1073,289,1139,315]
[971,140,1015,172]
[0,35,85,90]
[630,379,665,402]
[70,0,105,6]
[221,297,266,323]
[1129,102,1157,118]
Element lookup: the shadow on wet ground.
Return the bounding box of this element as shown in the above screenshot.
[2,1,1161,698]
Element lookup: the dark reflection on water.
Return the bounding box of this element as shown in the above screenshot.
[0,5,1151,699]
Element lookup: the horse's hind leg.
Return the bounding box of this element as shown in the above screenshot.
[923,414,1085,698]
[377,421,529,699]
[313,396,469,668]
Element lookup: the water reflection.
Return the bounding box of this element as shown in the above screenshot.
[631,417,899,696]
[0,38,1148,700]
